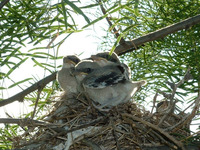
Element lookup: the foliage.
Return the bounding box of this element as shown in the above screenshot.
[0,0,96,148]
[0,0,92,92]
[0,0,200,148]
[99,0,200,104]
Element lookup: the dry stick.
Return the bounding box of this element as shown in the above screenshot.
[122,113,186,150]
[0,72,57,107]
[172,95,200,133]
[158,68,191,126]
[0,118,46,126]
[97,0,125,44]
[150,92,158,114]
[51,116,107,137]
[31,89,42,119]
[165,113,190,132]
[18,117,107,148]
[0,0,9,10]
[150,130,178,149]
[111,118,120,150]
[115,14,200,56]
[181,130,200,142]
[182,100,196,114]
[46,32,59,48]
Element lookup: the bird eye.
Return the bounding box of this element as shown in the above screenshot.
[86,68,92,73]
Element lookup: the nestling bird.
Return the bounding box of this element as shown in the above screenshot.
[91,52,131,80]
[73,60,101,92]
[57,55,80,96]
[81,63,147,110]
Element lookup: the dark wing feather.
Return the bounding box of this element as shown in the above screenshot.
[84,71,125,89]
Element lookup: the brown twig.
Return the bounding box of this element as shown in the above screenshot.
[97,0,125,44]
[172,95,200,133]
[122,113,186,150]
[51,116,107,138]
[165,113,190,132]
[0,72,57,107]
[0,0,9,10]
[158,68,191,126]
[150,92,158,114]
[111,118,120,150]
[181,130,200,142]
[46,32,59,48]
[0,118,46,126]
[115,14,200,56]
[31,89,42,119]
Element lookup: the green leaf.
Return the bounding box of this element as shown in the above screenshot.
[63,0,90,23]
[61,0,68,30]
[5,57,28,77]
[31,58,51,72]
[0,87,6,90]
[110,34,123,54]
[8,78,32,89]
[83,13,108,29]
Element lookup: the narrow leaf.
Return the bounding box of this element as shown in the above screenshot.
[64,0,90,23]
[5,57,28,77]
[8,78,32,89]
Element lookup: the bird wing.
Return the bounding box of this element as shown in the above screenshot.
[84,70,125,89]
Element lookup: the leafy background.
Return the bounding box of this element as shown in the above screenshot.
[0,0,200,148]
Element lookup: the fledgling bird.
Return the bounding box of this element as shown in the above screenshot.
[73,60,101,92]
[57,55,80,96]
[91,52,131,80]
[81,64,147,110]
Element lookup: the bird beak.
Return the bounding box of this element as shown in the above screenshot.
[73,70,88,76]
[65,60,77,65]
[91,55,108,62]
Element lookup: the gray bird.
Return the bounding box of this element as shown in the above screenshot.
[81,64,146,110]
[57,55,80,96]
[73,60,101,92]
[91,52,131,80]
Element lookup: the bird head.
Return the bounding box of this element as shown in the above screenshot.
[73,60,100,80]
[62,55,80,68]
[90,55,109,66]
[94,52,120,64]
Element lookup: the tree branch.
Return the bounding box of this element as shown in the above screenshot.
[0,0,9,10]
[0,118,46,125]
[97,0,125,44]
[115,14,200,56]
[0,72,57,107]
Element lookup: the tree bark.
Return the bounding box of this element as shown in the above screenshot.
[115,14,200,56]
[0,72,57,107]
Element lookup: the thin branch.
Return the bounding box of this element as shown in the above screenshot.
[164,113,190,132]
[158,68,191,126]
[97,0,125,44]
[111,118,120,150]
[0,72,57,107]
[172,95,200,133]
[115,14,200,56]
[150,92,158,114]
[0,0,9,10]
[46,32,59,48]
[0,118,46,125]
[122,113,186,150]
[31,89,42,119]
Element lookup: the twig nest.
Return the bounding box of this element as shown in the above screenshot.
[13,92,194,150]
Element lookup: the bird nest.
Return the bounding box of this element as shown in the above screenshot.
[13,90,199,150]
